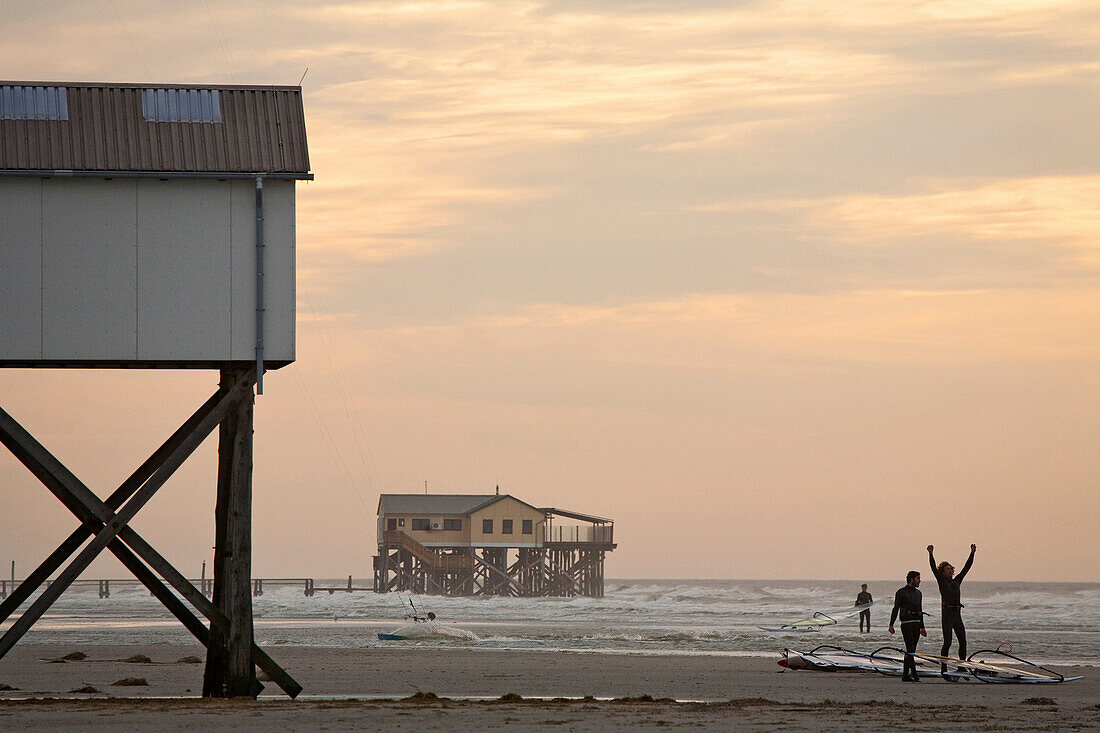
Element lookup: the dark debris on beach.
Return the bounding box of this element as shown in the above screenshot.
[69,685,99,694]
[111,678,149,687]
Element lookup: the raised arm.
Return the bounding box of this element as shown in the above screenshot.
[927,545,941,579]
[956,544,976,582]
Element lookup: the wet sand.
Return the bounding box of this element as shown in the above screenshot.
[1,644,1097,730]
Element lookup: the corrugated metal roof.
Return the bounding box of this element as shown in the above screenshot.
[378,494,506,516]
[0,82,310,178]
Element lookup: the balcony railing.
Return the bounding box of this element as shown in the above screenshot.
[547,524,613,544]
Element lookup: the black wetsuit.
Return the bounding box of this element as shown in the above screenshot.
[890,584,925,680]
[930,548,975,669]
[856,590,873,632]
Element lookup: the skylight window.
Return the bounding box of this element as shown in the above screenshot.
[141,88,221,123]
[0,85,69,120]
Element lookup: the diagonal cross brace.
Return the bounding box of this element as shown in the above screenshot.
[0,392,269,682]
[0,378,302,698]
[0,385,227,624]
[0,380,298,698]
[0,378,250,659]
[0,380,241,657]
[0,393,297,697]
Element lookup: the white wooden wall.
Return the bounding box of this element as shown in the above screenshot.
[0,177,295,364]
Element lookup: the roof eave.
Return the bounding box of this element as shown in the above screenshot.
[0,169,313,180]
[0,81,306,92]
[540,507,614,524]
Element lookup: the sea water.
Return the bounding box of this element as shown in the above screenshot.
[7,579,1098,666]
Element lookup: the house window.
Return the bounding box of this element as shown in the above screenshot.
[398,518,405,527]
[522,519,533,534]
[411,518,430,531]
[482,519,493,534]
[443,518,461,531]
[141,88,222,122]
[386,518,397,531]
[502,519,513,534]
[0,85,68,120]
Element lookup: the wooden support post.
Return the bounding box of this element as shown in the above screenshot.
[204,367,257,698]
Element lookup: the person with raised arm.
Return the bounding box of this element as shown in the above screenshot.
[928,543,976,679]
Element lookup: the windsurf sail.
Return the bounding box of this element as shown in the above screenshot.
[759,612,838,632]
[952,648,1077,684]
[835,600,882,619]
[759,600,880,632]
[377,623,478,642]
[780,645,942,676]
[379,593,478,641]
[399,593,435,623]
[779,644,1080,683]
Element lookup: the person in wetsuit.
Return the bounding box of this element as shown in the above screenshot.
[888,571,927,682]
[928,543,976,677]
[855,584,873,633]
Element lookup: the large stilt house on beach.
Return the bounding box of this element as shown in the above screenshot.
[0,81,311,698]
[374,493,615,597]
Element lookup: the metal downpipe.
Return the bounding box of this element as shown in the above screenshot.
[254,176,265,395]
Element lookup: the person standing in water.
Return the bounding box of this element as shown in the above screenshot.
[889,571,927,682]
[855,584,873,632]
[928,543,976,677]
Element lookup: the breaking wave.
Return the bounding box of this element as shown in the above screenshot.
[6,578,1097,665]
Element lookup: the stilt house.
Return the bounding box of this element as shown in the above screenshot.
[0,81,311,699]
[375,493,615,597]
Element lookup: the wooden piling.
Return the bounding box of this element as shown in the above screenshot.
[202,367,257,698]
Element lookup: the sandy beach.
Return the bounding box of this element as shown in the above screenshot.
[1,644,1096,730]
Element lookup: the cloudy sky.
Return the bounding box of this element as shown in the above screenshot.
[2,0,1098,582]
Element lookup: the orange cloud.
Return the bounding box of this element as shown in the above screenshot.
[339,287,1100,370]
[822,177,1100,254]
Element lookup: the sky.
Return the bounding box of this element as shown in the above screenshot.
[1,0,1099,582]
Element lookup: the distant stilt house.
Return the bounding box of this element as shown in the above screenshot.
[374,493,616,597]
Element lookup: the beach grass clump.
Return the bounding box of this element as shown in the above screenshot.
[175,656,202,664]
[112,677,149,687]
[122,654,152,663]
[715,698,784,709]
[61,652,87,661]
[0,683,18,691]
[613,695,675,704]
[399,691,445,704]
